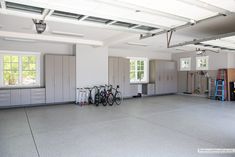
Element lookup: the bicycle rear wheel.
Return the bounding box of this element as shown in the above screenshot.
[108,93,114,106]
[94,94,99,106]
[100,92,107,106]
[115,92,122,105]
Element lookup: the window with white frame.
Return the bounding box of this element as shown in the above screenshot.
[180,57,191,71]
[0,51,40,87]
[196,56,209,70]
[130,58,148,83]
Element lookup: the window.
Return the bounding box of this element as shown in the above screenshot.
[196,56,209,70]
[180,57,191,71]
[130,58,148,83]
[0,51,40,87]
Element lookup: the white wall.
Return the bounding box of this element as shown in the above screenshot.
[172,51,231,71]
[109,48,172,60]
[76,45,108,88]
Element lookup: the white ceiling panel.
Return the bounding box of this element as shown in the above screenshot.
[200,0,235,12]
[111,0,218,20]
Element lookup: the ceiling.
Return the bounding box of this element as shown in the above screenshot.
[0,0,235,53]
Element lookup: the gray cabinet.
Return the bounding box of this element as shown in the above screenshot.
[108,57,130,98]
[20,89,31,105]
[45,55,76,103]
[45,55,55,103]
[0,90,11,106]
[10,89,21,106]
[142,84,155,95]
[0,88,45,107]
[129,84,138,96]
[54,56,63,103]
[150,60,177,95]
[31,88,45,104]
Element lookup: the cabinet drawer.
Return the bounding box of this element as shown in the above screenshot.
[20,89,31,105]
[0,90,11,106]
[11,90,21,106]
[31,88,45,104]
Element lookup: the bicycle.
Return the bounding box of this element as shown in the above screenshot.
[84,87,96,104]
[94,86,106,106]
[104,84,114,106]
[112,85,122,105]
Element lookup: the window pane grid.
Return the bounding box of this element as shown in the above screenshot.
[130,59,146,82]
[2,54,39,86]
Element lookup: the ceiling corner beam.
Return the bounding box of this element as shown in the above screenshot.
[168,32,235,48]
[140,13,225,40]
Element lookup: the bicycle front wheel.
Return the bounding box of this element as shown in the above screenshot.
[100,92,107,106]
[108,93,114,106]
[115,92,122,105]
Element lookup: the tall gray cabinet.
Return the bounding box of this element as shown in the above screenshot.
[150,60,177,94]
[108,57,130,98]
[45,55,76,103]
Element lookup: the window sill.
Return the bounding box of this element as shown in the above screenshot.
[0,85,43,90]
[130,82,149,85]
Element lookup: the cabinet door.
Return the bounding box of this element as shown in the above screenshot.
[20,89,31,105]
[113,57,119,88]
[45,55,55,103]
[118,57,124,95]
[54,56,63,103]
[156,62,163,94]
[69,56,76,101]
[172,62,178,93]
[31,88,45,104]
[123,58,130,97]
[108,57,114,85]
[11,89,21,106]
[0,90,11,107]
[63,56,70,102]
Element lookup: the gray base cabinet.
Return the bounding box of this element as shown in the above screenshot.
[142,84,155,95]
[108,57,130,98]
[45,55,76,104]
[150,60,177,95]
[0,88,45,107]
[31,88,46,104]
[0,90,11,106]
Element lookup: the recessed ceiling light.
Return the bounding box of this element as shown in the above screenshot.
[51,31,84,37]
[126,42,150,47]
[4,38,36,42]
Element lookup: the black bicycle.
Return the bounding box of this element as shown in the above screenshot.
[104,84,114,106]
[94,86,107,106]
[113,85,122,105]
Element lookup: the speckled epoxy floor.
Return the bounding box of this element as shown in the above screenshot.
[1,95,235,157]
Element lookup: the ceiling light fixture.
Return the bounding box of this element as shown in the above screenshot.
[51,31,84,37]
[126,42,149,47]
[4,37,36,42]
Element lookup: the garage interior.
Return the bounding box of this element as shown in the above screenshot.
[0,0,235,157]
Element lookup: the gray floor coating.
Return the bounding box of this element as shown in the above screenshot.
[0,95,235,157]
